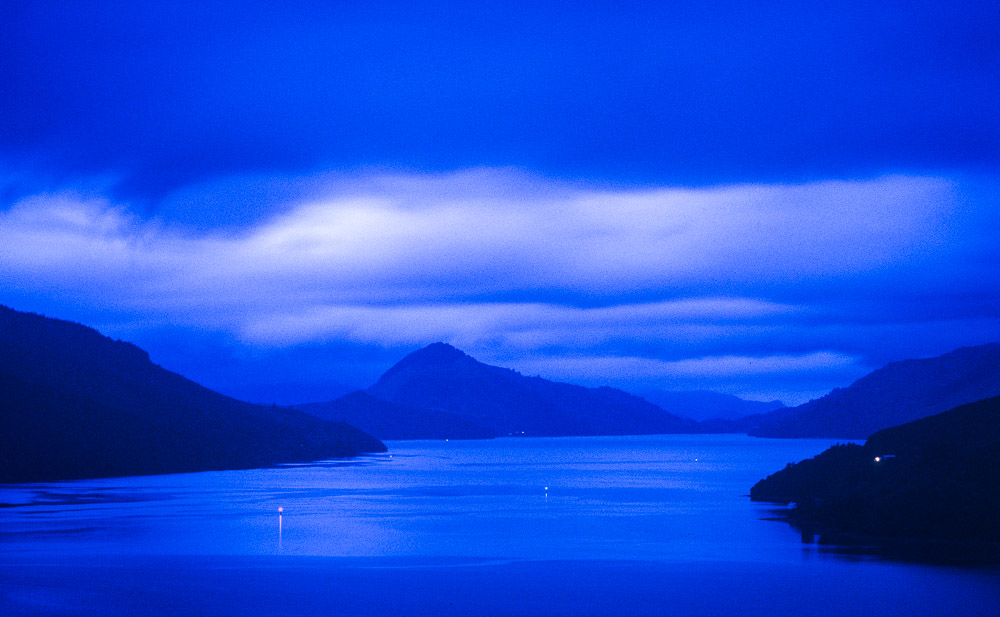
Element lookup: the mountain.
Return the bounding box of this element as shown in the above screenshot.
[0,305,385,483]
[351,342,700,437]
[745,343,1000,439]
[632,389,784,422]
[299,390,495,440]
[750,395,1000,543]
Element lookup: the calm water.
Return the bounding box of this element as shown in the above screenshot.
[2,435,998,616]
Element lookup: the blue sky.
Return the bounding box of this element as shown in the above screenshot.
[2,1,998,404]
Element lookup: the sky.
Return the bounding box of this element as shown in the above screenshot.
[2,1,998,405]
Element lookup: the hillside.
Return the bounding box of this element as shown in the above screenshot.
[301,343,701,439]
[745,343,1000,438]
[750,395,1000,542]
[632,389,784,422]
[299,390,495,440]
[0,305,385,483]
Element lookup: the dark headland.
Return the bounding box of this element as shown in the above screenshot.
[751,395,1000,545]
[0,305,386,483]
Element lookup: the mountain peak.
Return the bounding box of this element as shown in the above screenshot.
[382,343,475,372]
[410,342,469,363]
[364,343,700,437]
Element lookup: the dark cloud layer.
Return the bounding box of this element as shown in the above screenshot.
[3,1,998,206]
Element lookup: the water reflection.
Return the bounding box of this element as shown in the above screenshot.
[755,502,1000,566]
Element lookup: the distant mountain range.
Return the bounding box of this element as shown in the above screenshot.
[301,342,1000,441]
[6,299,997,481]
[630,389,784,422]
[0,306,385,483]
[742,343,1000,438]
[750,395,1000,543]
[302,343,702,439]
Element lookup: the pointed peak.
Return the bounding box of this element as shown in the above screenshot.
[424,342,462,352]
[369,343,482,395]
[402,342,472,365]
[371,344,477,383]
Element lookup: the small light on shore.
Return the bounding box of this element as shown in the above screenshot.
[874,457,881,462]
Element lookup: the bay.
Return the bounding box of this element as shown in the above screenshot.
[2,435,998,616]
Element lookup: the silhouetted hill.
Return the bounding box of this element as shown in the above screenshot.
[358,343,700,437]
[299,391,495,440]
[746,343,1000,438]
[750,396,1000,542]
[632,389,784,422]
[0,305,385,483]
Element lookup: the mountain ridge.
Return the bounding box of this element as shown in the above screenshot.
[0,305,386,483]
[630,388,785,422]
[300,390,495,440]
[745,343,1000,438]
[301,341,1000,441]
[301,342,702,439]
[367,342,702,436]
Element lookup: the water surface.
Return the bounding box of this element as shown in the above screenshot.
[2,435,998,616]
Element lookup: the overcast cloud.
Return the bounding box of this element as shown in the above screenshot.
[2,2,997,404]
[3,171,998,403]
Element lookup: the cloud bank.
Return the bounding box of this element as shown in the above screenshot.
[2,170,998,403]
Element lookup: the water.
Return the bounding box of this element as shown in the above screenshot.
[2,435,998,616]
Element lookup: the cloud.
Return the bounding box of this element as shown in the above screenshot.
[0,171,966,300]
[3,3,998,198]
[512,351,859,381]
[238,298,799,348]
[493,350,865,406]
[2,170,997,402]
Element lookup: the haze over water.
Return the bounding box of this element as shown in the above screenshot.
[3,435,998,616]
